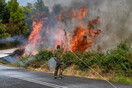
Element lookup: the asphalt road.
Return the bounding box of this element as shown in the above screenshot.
[0,65,131,88]
[0,49,132,88]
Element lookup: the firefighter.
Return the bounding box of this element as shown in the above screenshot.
[53,45,64,79]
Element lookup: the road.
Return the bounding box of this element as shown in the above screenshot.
[0,48,17,58]
[0,65,132,88]
[0,49,132,88]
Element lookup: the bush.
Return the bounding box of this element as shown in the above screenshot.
[0,19,10,38]
[26,50,52,68]
[63,51,77,68]
[20,55,32,63]
[25,40,132,77]
[100,41,132,76]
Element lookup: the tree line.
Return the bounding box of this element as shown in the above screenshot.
[0,0,49,38]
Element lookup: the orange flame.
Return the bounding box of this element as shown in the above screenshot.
[23,8,101,55]
[70,8,101,52]
[23,13,47,55]
[72,10,77,22]
[78,8,87,20]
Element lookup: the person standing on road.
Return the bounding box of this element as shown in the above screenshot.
[53,45,64,79]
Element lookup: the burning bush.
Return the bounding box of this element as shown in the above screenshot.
[23,7,101,55]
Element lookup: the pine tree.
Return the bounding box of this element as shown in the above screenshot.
[34,0,49,13]
[7,0,29,36]
[0,0,9,23]
[0,19,10,38]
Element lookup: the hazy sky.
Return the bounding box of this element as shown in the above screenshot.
[5,0,73,11]
[6,0,37,6]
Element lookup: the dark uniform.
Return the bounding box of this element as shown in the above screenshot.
[53,48,64,79]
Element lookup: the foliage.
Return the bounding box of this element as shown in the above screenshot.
[22,0,49,36]
[101,41,132,76]
[20,55,32,63]
[62,41,132,76]
[25,41,132,77]
[0,0,9,23]
[22,3,35,33]
[10,40,131,84]
[0,19,10,38]
[34,0,49,13]
[7,0,29,36]
[62,51,77,68]
[26,50,52,68]
[109,77,132,84]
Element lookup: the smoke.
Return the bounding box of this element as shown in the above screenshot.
[48,57,56,69]
[1,55,24,66]
[0,35,27,46]
[42,0,132,51]
[0,55,35,66]
[43,0,72,12]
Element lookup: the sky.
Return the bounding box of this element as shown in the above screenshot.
[5,0,73,11]
[6,0,37,6]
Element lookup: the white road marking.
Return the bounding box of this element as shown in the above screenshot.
[3,74,67,88]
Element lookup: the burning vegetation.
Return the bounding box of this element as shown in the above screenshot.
[0,0,132,84]
[70,8,101,52]
[23,8,101,55]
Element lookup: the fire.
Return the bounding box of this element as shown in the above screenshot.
[23,13,47,55]
[54,26,65,48]
[28,12,47,45]
[23,8,101,55]
[70,9,101,52]
[72,10,77,22]
[78,8,87,20]
[70,24,101,52]
[46,26,65,49]
[28,21,43,44]
[56,8,101,52]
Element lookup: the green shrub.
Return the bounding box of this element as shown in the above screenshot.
[62,51,77,68]
[20,55,33,63]
[101,40,132,76]
[113,77,132,84]
[25,40,132,77]
[26,50,52,68]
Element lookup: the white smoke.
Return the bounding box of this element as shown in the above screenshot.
[0,35,27,45]
[1,55,24,66]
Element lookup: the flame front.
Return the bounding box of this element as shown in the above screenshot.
[23,13,47,55]
[23,8,101,55]
[70,9,101,52]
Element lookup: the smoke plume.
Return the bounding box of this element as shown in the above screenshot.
[42,0,132,51]
[0,35,27,46]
